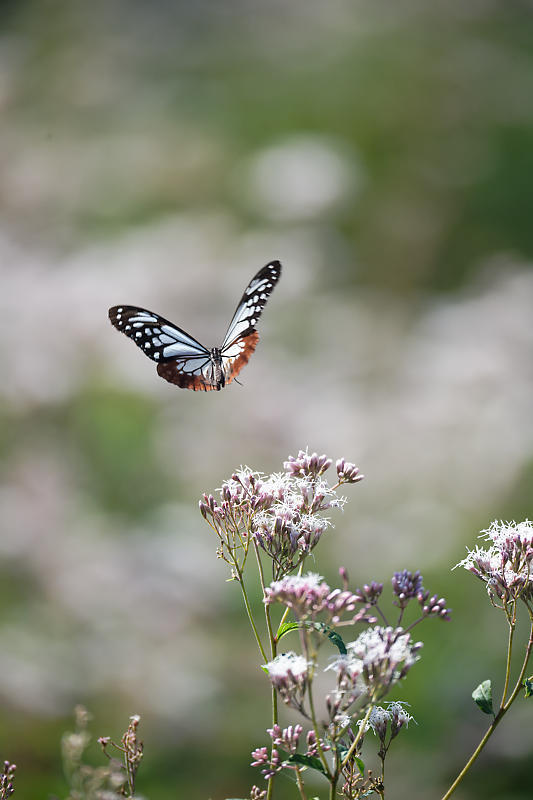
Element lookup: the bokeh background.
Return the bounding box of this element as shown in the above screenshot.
[1,1,533,798]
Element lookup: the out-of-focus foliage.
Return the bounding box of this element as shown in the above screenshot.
[1,1,533,798]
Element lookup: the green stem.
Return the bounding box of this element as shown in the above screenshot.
[253,542,280,800]
[441,712,503,800]
[295,767,308,800]
[276,561,306,637]
[502,613,533,712]
[441,614,533,800]
[252,540,277,659]
[378,752,386,799]
[500,605,516,706]
[125,752,134,796]
[306,672,333,780]
[238,567,268,662]
[340,704,373,771]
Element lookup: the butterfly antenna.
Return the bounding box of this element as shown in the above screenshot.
[234,378,244,387]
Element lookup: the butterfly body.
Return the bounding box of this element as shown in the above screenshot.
[109,261,281,391]
[210,348,224,391]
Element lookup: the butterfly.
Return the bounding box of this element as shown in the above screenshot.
[108,260,282,391]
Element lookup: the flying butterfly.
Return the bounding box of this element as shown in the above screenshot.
[108,260,282,391]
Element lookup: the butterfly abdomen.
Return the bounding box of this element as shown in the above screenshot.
[210,348,225,391]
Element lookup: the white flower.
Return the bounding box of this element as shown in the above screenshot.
[455,520,533,602]
[264,652,309,682]
[263,652,310,711]
[327,627,421,700]
[386,700,415,732]
[481,519,533,548]
[347,626,420,670]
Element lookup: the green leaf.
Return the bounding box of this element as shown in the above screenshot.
[524,677,533,698]
[313,622,348,655]
[276,620,347,654]
[354,756,365,775]
[287,753,328,776]
[338,747,364,775]
[472,680,494,715]
[277,621,301,640]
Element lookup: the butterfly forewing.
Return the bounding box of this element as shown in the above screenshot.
[221,261,282,350]
[108,306,209,362]
[108,260,281,391]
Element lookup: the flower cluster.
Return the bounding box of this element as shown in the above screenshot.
[200,450,364,578]
[304,729,330,757]
[362,701,415,742]
[267,723,303,754]
[335,458,364,484]
[284,451,362,485]
[326,627,422,713]
[99,714,143,796]
[456,519,533,605]
[353,580,384,606]
[0,763,15,800]
[263,653,309,714]
[251,725,331,781]
[418,590,451,620]
[264,571,374,625]
[392,569,451,620]
[250,747,283,779]
[251,747,283,780]
[392,569,424,608]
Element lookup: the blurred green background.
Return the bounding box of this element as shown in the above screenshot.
[1,1,533,798]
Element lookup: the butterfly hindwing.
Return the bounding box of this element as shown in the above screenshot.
[220,330,260,387]
[156,359,219,391]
